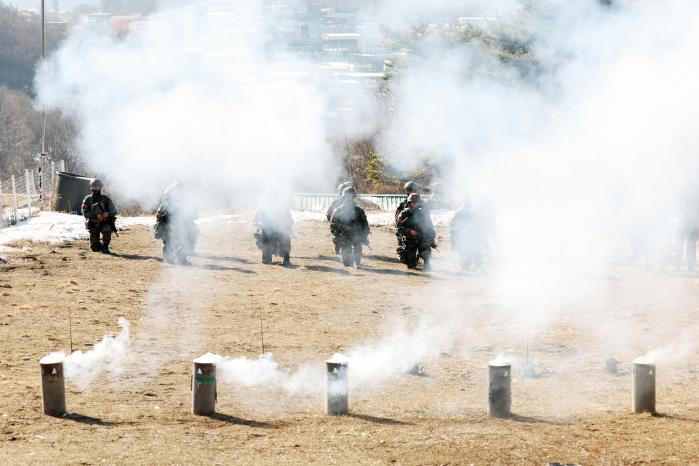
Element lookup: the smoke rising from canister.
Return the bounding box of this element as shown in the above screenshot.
[326,355,349,416]
[40,318,130,391]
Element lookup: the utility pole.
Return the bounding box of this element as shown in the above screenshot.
[41,0,46,155]
[40,0,49,207]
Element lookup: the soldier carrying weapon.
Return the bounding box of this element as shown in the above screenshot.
[396,193,437,271]
[154,182,198,264]
[254,191,293,266]
[330,187,370,268]
[327,181,354,255]
[81,178,117,254]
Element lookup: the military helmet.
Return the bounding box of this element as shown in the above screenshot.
[342,186,357,198]
[404,181,420,193]
[337,181,353,194]
[89,178,104,190]
[407,193,421,203]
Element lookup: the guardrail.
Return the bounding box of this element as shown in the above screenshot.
[293,193,404,212]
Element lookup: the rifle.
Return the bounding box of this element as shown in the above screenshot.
[95,198,119,237]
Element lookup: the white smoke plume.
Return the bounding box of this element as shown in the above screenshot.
[40,318,130,390]
[377,0,699,325]
[200,352,324,395]
[35,0,377,208]
[634,333,696,365]
[204,308,461,400]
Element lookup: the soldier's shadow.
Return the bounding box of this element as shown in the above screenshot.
[61,412,118,426]
[111,253,163,262]
[303,265,351,275]
[296,255,338,262]
[360,266,421,277]
[366,254,402,264]
[197,254,255,265]
[187,262,257,274]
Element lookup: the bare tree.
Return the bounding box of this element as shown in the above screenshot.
[0,85,82,175]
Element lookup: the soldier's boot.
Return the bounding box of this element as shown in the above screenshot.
[262,243,273,264]
[407,257,418,269]
[282,253,291,267]
[406,248,419,269]
[163,241,176,264]
[421,250,431,271]
[100,231,112,254]
[341,248,353,267]
[333,238,340,255]
[89,230,101,252]
[397,247,408,265]
[262,254,272,264]
[353,244,362,268]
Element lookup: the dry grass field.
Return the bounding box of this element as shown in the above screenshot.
[1,214,699,465]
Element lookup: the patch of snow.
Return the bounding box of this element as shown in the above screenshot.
[291,211,326,223]
[0,212,87,250]
[366,212,394,226]
[0,212,155,251]
[196,214,240,225]
[117,216,155,228]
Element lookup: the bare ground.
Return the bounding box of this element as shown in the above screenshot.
[1,214,699,465]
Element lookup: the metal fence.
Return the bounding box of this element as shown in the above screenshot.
[0,180,398,228]
[293,193,404,213]
[0,160,65,227]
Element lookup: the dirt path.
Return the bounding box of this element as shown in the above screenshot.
[1,214,698,465]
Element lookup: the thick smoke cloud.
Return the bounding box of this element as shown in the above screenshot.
[379,0,699,322]
[36,0,368,207]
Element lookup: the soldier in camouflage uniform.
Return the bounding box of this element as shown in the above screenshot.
[154,182,198,264]
[395,181,429,250]
[330,187,370,268]
[254,196,293,266]
[396,193,437,271]
[81,178,117,254]
[451,200,489,272]
[327,181,354,254]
